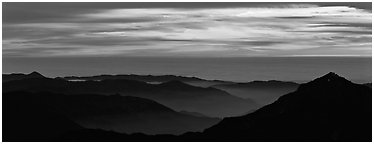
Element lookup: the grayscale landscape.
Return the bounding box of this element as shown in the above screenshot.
[2,2,372,142]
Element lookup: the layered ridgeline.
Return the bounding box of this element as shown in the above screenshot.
[63,74,231,87]
[3,91,219,139]
[3,72,371,141]
[65,74,301,107]
[3,72,257,117]
[53,72,370,142]
[64,73,300,107]
[212,80,299,105]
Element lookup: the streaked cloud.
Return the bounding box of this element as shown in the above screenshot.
[3,2,372,57]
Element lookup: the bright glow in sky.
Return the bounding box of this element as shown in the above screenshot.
[3,3,372,57]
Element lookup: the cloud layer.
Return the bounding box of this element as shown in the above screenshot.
[3,2,372,57]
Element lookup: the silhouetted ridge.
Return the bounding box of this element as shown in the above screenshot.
[250,80,298,85]
[64,74,205,83]
[297,72,352,92]
[311,72,348,83]
[27,71,45,78]
[3,71,46,82]
[202,72,371,141]
[363,83,371,88]
[63,74,232,87]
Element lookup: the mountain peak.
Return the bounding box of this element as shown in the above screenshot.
[26,71,45,78]
[203,72,371,141]
[295,72,351,92]
[310,72,349,84]
[322,72,340,79]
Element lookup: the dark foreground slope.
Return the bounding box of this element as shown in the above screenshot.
[3,77,256,117]
[3,91,219,136]
[364,83,371,88]
[203,72,372,141]
[3,92,83,141]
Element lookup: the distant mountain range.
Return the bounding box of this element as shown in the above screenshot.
[3,73,257,117]
[62,74,231,87]
[3,71,45,82]
[3,72,372,142]
[63,74,304,108]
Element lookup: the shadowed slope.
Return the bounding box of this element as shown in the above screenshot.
[3,91,83,141]
[202,72,372,141]
[3,91,220,135]
[363,83,371,88]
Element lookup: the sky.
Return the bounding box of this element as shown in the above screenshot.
[2,2,372,57]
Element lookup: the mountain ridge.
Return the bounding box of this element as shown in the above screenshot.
[3,72,372,141]
[202,72,371,141]
[62,74,232,87]
[3,76,257,117]
[55,71,372,141]
[3,71,45,82]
